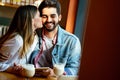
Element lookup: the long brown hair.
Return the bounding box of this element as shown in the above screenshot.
[0,5,38,58]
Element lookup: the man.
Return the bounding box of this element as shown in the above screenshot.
[29,0,81,75]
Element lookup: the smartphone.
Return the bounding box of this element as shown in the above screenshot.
[35,67,50,77]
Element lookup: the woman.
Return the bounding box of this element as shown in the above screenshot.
[0,5,42,75]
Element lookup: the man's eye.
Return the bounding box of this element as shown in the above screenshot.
[42,16,47,18]
[51,15,56,18]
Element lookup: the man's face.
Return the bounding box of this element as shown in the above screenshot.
[41,7,61,32]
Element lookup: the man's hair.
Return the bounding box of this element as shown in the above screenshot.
[38,0,61,16]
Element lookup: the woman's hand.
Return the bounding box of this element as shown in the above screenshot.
[11,63,23,76]
[5,63,23,76]
[13,63,23,72]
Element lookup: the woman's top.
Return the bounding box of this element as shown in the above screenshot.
[0,34,38,71]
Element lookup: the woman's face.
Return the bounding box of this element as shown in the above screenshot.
[32,10,43,31]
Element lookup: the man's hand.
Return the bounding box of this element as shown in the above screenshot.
[35,67,56,77]
[43,68,56,77]
[0,53,10,62]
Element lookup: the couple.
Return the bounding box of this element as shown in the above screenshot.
[0,0,81,77]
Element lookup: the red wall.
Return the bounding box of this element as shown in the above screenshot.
[79,0,120,80]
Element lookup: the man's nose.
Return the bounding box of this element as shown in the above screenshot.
[47,16,52,22]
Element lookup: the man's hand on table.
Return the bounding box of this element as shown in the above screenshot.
[35,67,56,77]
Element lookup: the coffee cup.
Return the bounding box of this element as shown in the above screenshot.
[21,64,35,77]
[53,63,65,76]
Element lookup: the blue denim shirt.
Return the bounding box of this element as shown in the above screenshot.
[29,25,81,75]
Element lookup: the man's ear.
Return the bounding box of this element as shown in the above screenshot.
[58,14,62,21]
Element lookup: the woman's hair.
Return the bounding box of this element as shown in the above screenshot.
[0,5,38,58]
[38,0,61,16]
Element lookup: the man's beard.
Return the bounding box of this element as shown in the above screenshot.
[43,22,58,32]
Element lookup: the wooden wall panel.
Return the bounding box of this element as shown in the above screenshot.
[79,0,120,80]
[58,0,69,29]
[65,0,78,33]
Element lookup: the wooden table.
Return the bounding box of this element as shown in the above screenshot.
[0,72,25,80]
[0,72,57,80]
[0,72,78,80]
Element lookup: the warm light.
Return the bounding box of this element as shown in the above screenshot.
[33,0,44,7]
[0,3,5,6]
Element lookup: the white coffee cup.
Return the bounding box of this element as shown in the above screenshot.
[53,63,65,76]
[21,64,35,77]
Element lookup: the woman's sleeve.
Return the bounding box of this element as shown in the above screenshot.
[0,35,23,71]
